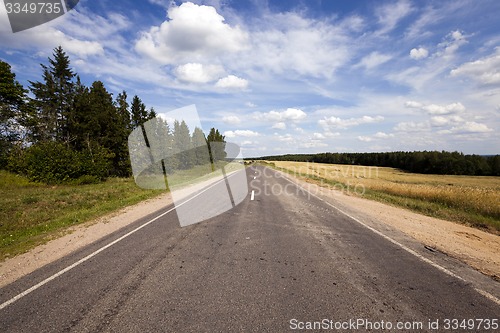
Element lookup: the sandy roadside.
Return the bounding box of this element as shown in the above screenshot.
[280,172,500,279]
[0,193,173,288]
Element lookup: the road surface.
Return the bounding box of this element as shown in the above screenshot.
[0,165,498,332]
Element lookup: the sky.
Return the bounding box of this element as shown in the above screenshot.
[0,0,499,157]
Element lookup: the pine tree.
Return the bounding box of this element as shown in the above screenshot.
[29,46,75,143]
[192,127,209,166]
[173,120,194,170]
[130,95,148,129]
[0,60,28,166]
[206,127,226,164]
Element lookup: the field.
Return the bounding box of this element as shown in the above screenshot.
[0,171,164,261]
[268,161,500,233]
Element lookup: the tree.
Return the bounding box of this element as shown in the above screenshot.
[29,46,75,143]
[0,60,27,167]
[173,120,194,169]
[192,127,209,166]
[206,127,226,165]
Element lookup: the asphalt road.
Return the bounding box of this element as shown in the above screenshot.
[0,165,498,332]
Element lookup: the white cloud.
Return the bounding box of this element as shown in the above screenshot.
[319,115,384,129]
[450,47,500,86]
[410,47,429,60]
[358,136,373,142]
[255,108,307,123]
[243,12,351,79]
[272,122,287,130]
[394,121,430,132]
[430,115,464,127]
[406,101,466,115]
[224,130,259,138]
[215,75,248,89]
[222,115,241,125]
[405,101,423,108]
[174,63,225,83]
[437,30,468,59]
[442,122,493,134]
[376,0,413,34]
[313,133,326,139]
[373,132,394,139]
[422,102,465,115]
[355,52,392,70]
[135,2,248,65]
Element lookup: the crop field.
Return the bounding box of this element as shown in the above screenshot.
[269,161,500,233]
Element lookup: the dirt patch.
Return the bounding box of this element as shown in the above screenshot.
[0,193,173,288]
[285,173,500,279]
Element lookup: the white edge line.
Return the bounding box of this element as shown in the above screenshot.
[0,170,244,311]
[250,190,255,201]
[275,168,500,306]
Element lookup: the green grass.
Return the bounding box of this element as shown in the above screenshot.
[0,170,164,261]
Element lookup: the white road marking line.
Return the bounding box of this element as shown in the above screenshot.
[250,190,255,201]
[253,176,256,180]
[0,171,243,311]
[276,169,500,306]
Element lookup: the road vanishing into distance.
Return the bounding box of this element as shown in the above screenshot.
[0,165,499,332]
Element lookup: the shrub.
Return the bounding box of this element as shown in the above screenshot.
[7,141,112,184]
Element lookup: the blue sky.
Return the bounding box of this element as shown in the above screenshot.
[1,0,499,156]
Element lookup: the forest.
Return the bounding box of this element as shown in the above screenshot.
[0,46,225,184]
[254,151,500,176]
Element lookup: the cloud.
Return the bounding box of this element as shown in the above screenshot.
[358,132,394,142]
[394,121,430,132]
[376,0,413,35]
[215,75,248,89]
[255,108,307,123]
[430,115,464,127]
[422,102,465,115]
[135,2,248,65]
[358,136,373,142]
[319,115,384,129]
[440,122,493,134]
[313,133,326,139]
[174,63,225,83]
[406,101,466,115]
[410,47,429,60]
[373,132,395,139]
[224,130,259,138]
[222,115,241,125]
[354,52,392,70]
[272,122,287,130]
[437,30,468,59]
[450,47,500,86]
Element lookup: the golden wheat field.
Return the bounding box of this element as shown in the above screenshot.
[271,161,500,232]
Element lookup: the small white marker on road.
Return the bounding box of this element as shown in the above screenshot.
[253,176,256,180]
[250,190,255,201]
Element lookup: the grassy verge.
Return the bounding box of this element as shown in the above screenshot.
[261,161,500,234]
[0,170,164,261]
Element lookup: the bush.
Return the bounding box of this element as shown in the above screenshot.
[7,141,113,184]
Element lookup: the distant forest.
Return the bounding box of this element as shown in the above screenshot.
[0,46,225,184]
[254,151,500,176]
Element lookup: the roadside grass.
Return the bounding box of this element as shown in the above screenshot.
[0,170,164,261]
[263,161,500,234]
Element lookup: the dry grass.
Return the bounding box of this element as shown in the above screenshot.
[270,161,500,233]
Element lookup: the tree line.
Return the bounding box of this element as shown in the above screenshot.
[0,46,225,184]
[254,151,500,176]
